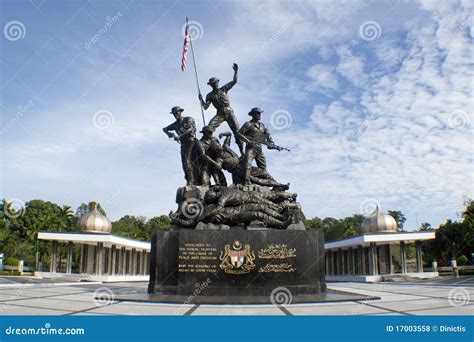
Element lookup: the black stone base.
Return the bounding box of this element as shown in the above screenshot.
[148,229,327,304]
[115,289,376,305]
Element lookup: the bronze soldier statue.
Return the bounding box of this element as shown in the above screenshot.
[239,107,274,184]
[197,126,227,186]
[204,187,297,212]
[172,203,291,229]
[162,106,197,186]
[218,132,289,190]
[199,63,245,155]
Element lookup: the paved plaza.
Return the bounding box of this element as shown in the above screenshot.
[0,276,472,316]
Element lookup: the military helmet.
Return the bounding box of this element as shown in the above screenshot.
[207,77,220,85]
[170,106,184,114]
[248,107,264,116]
[200,125,215,134]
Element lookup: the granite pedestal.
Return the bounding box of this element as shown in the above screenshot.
[147,229,327,304]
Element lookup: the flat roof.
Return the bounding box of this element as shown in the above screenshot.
[37,231,151,251]
[324,231,435,250]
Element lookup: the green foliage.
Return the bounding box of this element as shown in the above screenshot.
[147,215,171,232]
[5,256,19,266]
[112,215,147,240]
[112,215,170,241]
[306,214,363,242]
[0,271,21,276]
[457,255,469,266]
[387,210,406,230]
[420,222,433,231]
[76,202,107,217]
[422,200,474,266]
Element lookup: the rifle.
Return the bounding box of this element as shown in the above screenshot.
[167,133,181,144]
[246,130,290,152]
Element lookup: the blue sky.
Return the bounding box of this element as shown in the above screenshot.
[1,0,472,229]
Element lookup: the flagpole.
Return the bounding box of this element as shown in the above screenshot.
[187,17,206,126]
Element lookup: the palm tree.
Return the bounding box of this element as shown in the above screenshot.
[60,205,75,232]
[76,201,107,217]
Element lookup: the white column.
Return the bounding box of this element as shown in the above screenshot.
[400,241,407,274]
[66,242,73,274]
[50,241,58,273]
[369,243,378,275]
[95,243,104,276]
[111,246,116,276]
[415,241,423,273]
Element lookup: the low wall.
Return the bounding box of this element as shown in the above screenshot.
[34,272,149,283]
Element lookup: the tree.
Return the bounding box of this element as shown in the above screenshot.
[306,215,363,242]
[388,210,406,230]
[6,200,68,266]
[146,216,171,232]
[60,205,76,232]
[422,201,474,266]
[419,222,433,231]
[112,215,147,241]
[111,214,171,242]
[76,201,107,217]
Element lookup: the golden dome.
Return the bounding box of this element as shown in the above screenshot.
[77,204,112,234]
[362,206,397,234]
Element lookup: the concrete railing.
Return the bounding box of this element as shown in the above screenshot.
[425,264,474,276]
[3,265,34,272]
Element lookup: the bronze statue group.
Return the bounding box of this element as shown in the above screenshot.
[163,64,305,230]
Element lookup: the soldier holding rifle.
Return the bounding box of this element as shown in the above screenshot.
[239,107,290,184]
[163,106,197,186]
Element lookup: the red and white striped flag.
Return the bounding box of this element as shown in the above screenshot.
[181,22,190,71]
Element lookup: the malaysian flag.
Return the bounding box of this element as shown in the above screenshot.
[181,21,190,71]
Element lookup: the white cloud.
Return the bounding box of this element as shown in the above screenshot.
[306,64,340,94]
[336,45,367,87]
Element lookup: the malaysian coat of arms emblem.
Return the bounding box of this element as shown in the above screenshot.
[219,240,256,274]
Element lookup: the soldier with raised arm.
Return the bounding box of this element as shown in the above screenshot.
[199,63,245,155]
[162,106,197,186]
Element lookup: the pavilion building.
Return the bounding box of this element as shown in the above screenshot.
[36,205,150,282]
[324,207,437,282]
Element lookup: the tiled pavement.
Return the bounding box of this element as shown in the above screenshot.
[0,276,472,316]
